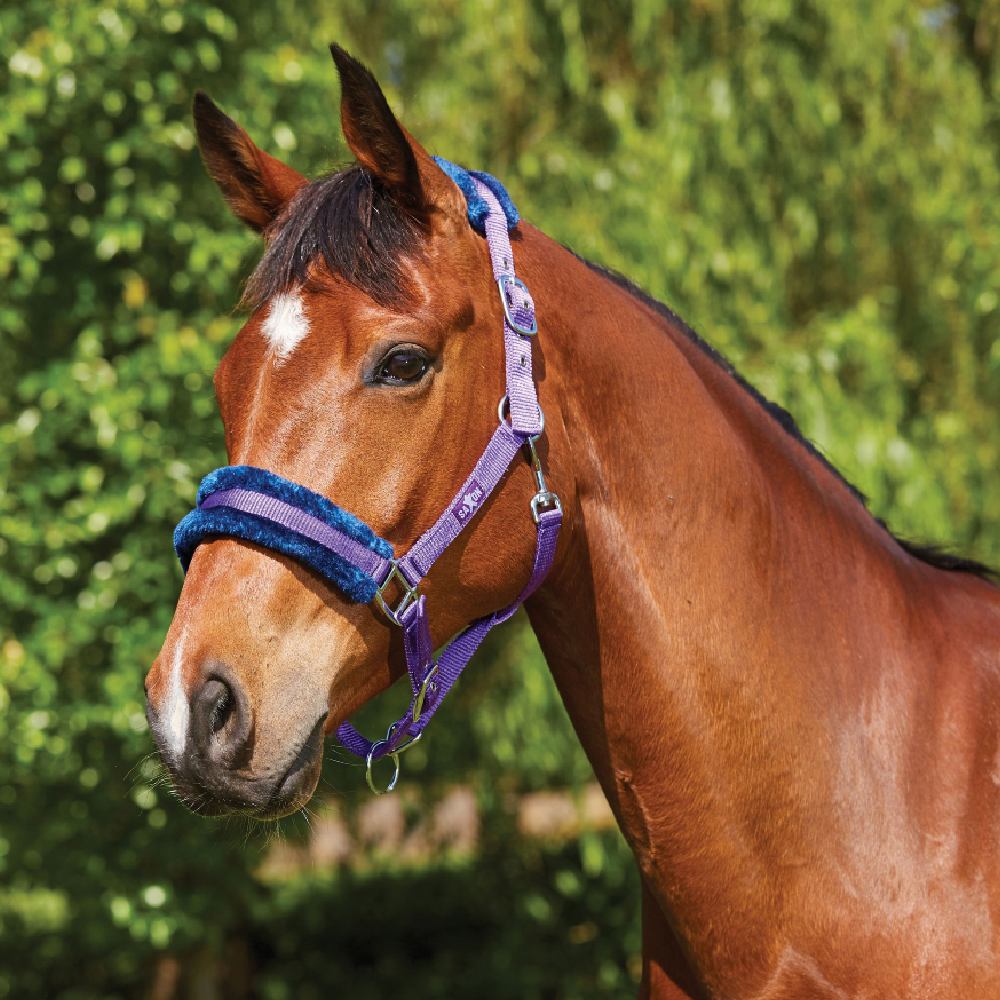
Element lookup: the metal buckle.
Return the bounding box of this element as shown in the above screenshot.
[373,562,418,626]
[497,275,538,336]
[526,434,562,524]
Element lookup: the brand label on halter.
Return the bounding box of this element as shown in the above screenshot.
[452,479,487,524]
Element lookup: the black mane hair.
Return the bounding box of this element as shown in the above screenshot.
[576,255,996,583]
[241,164,995,582]
[241,164,424,310]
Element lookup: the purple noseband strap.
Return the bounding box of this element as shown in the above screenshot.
[200,489,390,580]
[175,175,562,792]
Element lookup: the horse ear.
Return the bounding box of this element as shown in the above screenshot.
[192,91,307,233]
[329,44,467,224]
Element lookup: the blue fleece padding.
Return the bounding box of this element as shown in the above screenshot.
[174,507,380,603]
[432,156,519,233]
[196,466,392,559]
[173,465,393,604]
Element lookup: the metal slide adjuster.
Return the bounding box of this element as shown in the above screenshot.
[526,434,562,524]
[373,562,419,626]
[498,395,545,435]
[412,664,439,723]
[497,275,538,336]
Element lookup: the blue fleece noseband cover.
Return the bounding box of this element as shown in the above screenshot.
[174,466,393,604]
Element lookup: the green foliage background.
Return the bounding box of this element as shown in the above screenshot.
[1,1,998,997]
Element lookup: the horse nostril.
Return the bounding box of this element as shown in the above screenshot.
[190,672,253,769]
[209,683,233,736]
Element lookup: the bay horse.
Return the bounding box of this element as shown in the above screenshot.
[145,45,1000,998]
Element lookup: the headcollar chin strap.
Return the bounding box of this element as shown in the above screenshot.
[174,173,562,793]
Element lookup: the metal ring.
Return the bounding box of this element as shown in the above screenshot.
[365,742,401,795]
[498,394,545,434]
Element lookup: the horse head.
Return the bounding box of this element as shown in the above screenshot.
[144,46,562,818]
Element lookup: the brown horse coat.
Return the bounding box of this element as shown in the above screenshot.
[145,47,1000,998]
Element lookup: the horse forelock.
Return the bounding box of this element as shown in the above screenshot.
[241,164,427,312]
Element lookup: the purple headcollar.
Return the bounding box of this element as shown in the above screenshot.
[174,170,562,793]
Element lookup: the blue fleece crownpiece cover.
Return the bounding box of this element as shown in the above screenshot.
[432,157,519,233]
[173,466,393,604]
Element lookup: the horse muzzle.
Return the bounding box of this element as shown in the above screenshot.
[145,663,326,819]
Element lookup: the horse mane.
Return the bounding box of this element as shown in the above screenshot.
[242,164,424,310]
[575,255,997,583]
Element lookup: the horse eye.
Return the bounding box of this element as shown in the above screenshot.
[377,349,429,385]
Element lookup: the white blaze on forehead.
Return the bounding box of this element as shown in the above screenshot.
[261,290,309,359]
[163,631,189,758]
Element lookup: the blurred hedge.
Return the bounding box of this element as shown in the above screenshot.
[1,1,998,997]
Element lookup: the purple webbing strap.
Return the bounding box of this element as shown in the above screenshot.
[479,180,543,438]
[200,488,391,580]
[336,506,562,759]
[397,422,523,586]
[396,181,540,588]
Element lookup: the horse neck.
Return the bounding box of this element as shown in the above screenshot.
[516,230,951,986]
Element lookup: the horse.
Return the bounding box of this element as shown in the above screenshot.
[144,45,1000,998]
